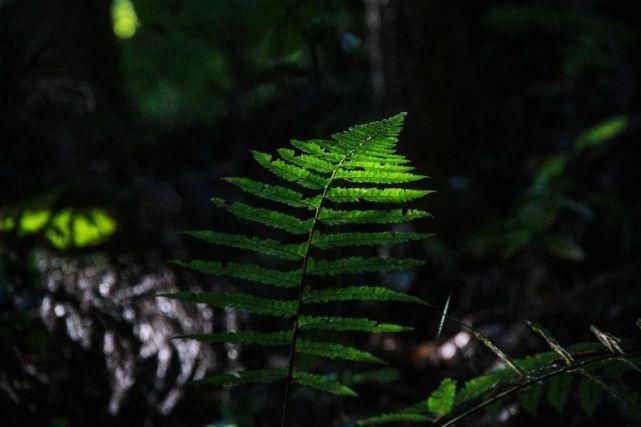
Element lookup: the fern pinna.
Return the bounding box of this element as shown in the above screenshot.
[159,113,431,424]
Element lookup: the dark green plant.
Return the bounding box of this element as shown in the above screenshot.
[159,113,432,425]
[357,319,641,425]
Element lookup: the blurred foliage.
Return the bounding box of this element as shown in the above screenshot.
[117,0,363,123]
[470,115,629,261]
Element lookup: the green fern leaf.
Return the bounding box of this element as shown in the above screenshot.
[292,371,358,396]
[173,260,301,288]
[158,291,296,317]
[334,169,426,184]
[579,374,602,416]
[326,187,432,203]
[195,368,287,386]
[303,286,426,305]
[356,410,431,425]
[311,231,431,250]
[252,151,329,189]
[547,373,573,413]
[455,375,503,406]
[517,382,544,416]
[185,231,305,261]
[318,207,430,225]
[342,160,415,172]
[299,316,412,333]
[297,339,385,364]
[289,139,344,161]
[224,177,319,209]
[176,330,293,346]
[212,198,313,234]
[307,257,424,276]
[427,378,457,416]
[277,148,335,173]
[525,320,574,365]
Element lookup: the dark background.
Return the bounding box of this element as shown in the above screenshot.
[1,0,640,426]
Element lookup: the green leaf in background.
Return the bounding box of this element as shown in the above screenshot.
[543,235,585,262]
[427,378,457,416]
[575,115,628,150]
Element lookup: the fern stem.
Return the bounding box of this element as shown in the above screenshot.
[280,133,380,427]
[436,347,641,427]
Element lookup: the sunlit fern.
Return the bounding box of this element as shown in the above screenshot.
[159,113,432,425]
[357,319,641,425]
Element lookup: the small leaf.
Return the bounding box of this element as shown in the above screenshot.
[224,177,319,209]
[303,286,426,305]
[293,371,357,396]
[185,231,304,261]
[471,330,527,377]
[436,292,452,340]
[356,411,431,426]
[525,320,574,365]
[307,257,424,276]
[253,151,329,189]
[547,374,573,413]
[319,208,431,225]
[579,374,602,416]
[517,382,544,416]
[173,260,301,288]
[326,187,432,204]
[297,340,385,364]
[212,198,313,234]
[590,325,624,354]
[299,316,412,333]
[427,378,457,416]
[311,230,432,250]
[157,291,296,317]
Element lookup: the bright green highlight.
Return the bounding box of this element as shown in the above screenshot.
[112,0,139,39]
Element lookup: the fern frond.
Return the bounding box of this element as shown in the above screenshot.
[308,257,424,276]
[299,316,412,333]
[318,207,430,225]
[311,231,431,250]
[326,187,432,204]
[186,231,305,261]
[173,260,301,288]
[170,113,431,423]
[158,291,296,317]
[297,339,385,364]
[176,331,293,346]
[224,177,319,209]
[303,286,426,305]
[252,151,329,189]
[212,198,313,234]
